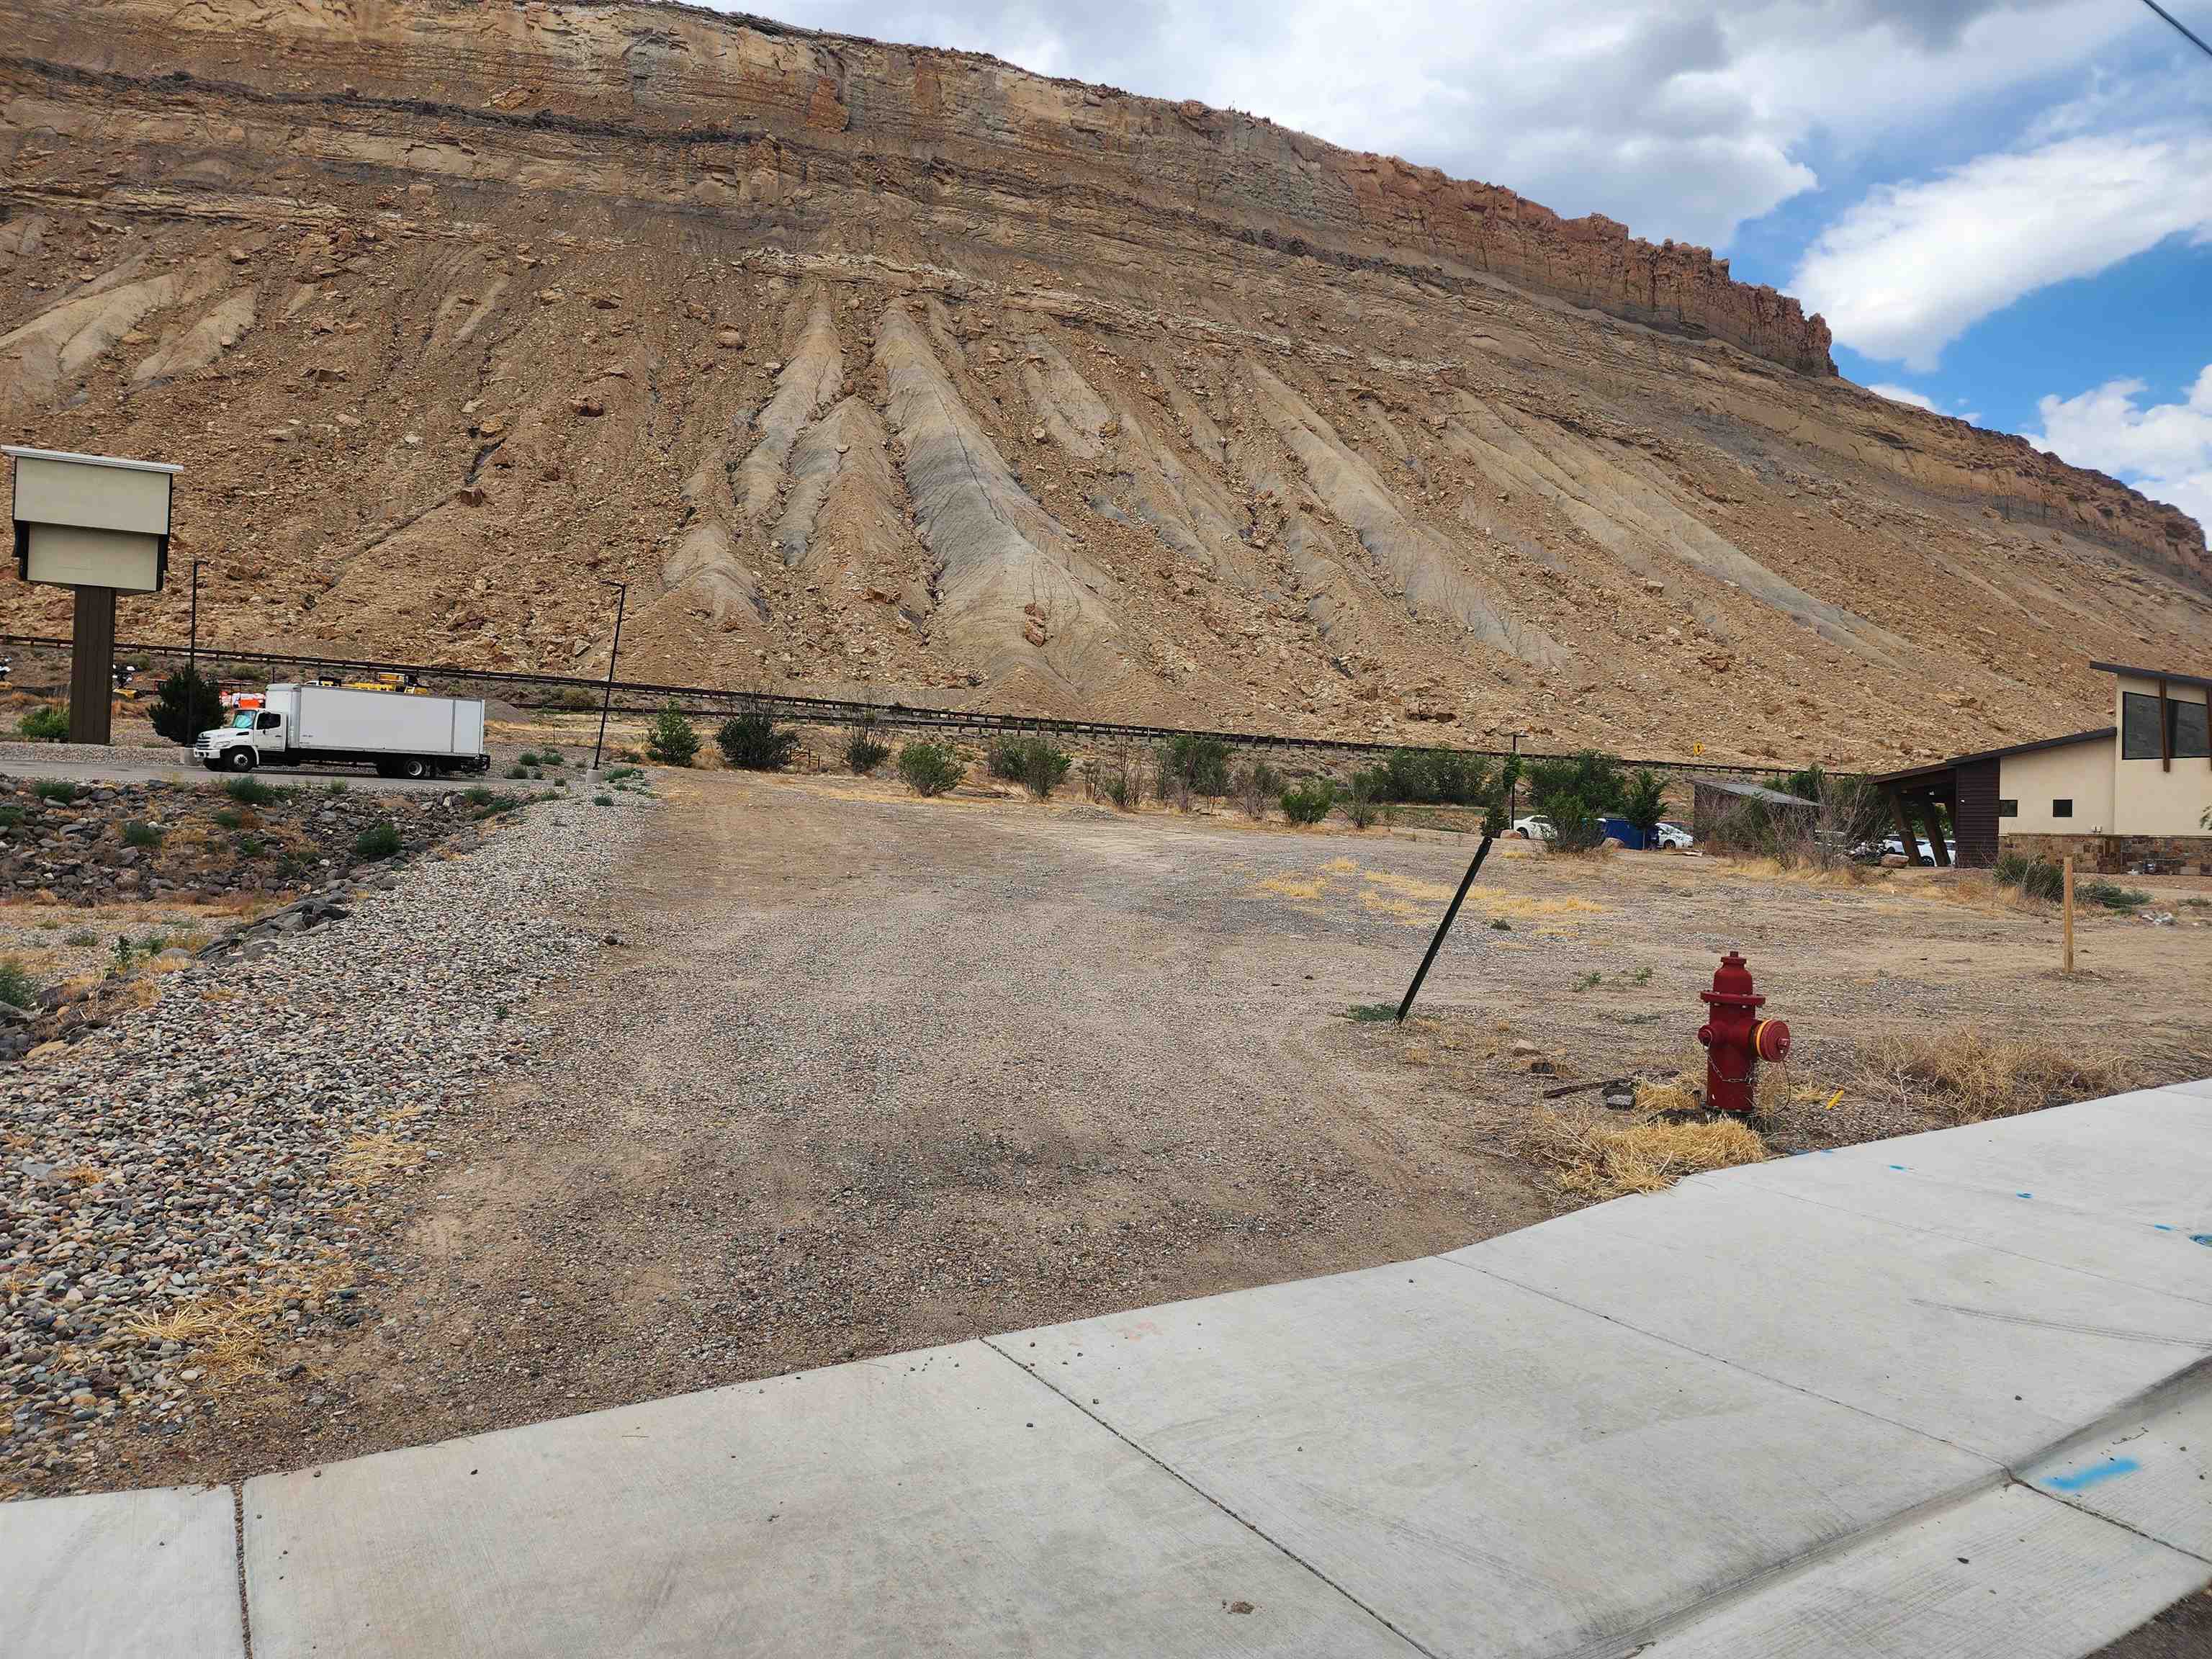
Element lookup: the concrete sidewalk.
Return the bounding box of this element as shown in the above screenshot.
[7,1085,2208,1658]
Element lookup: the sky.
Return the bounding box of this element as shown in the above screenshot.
[717,0,2212,545]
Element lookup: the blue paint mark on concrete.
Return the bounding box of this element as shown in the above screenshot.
[1889,1164,1907,1172]
[2016,1192,2033,1199]
[2193,1234,2212,1249]
[2154,1223,2175,1232]
[2045,1457,2140,1493]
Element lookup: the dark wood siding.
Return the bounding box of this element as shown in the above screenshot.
[1954,757,2000,867]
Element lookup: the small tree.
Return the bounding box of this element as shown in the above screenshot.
[17,703,68,742]
[1345,776,1380,829]
[716,710,799,770]
[1619,769,1668,848]
[1159,734,1231,802]
[897,741,965,797]
[149,667,225,746]
[1015,738,1071,800]
[1527,750,1624,853]
[645,703,700,767]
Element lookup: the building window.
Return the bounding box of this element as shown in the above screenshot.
[2121,690,2211,759]
[1998,799,2018,817]
[2052,799,2073,818]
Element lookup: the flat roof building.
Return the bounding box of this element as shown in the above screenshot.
[1871,663,2211,871]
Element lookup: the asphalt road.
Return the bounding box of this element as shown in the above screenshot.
[0,743,507,793]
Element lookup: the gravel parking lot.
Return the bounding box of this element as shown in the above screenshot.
[40,765,2206,1498]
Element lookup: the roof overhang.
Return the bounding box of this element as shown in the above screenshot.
[2090,661,2212,693]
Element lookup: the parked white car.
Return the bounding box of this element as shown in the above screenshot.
[1511,814,1555,840]
[1653,821,1695,851]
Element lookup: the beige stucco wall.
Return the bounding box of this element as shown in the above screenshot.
[2000,740,2114,834]
[2110,673,2212,837]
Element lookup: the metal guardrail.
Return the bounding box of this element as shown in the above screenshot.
[0,631,1794,780]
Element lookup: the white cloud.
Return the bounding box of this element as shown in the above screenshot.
[1792,130,2212,369]
[741,1,2152,252]
[1867,382,1940,412]
[2029,366,2212,544]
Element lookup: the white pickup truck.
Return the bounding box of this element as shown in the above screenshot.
[194,682,490,778]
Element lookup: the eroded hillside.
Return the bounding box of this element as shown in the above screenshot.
[1,0,2206,767]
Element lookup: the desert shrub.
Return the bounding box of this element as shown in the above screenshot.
[645,703,700,767]
[546,686,601,711]
[1280,778,1336,825]
[1992,854,2064,904]
[594,792,615,806]
[897,741,966,797]
[1345,1002,1398,1022]
[1157,734,1231,801]
[1088,748,1143,810]
[225,775,280,806]
[716,710,799,771]
[0,958,37,1010]
[504,764,530,779]
[516,750,540,766]
[149,667,224,746]
[65,928,98,947]
[2080,879,2150,910]
[212,808,244,830]
[606,765,642,783]
[121,820,163,849]
[352,821,403,861]
[233,833,267,858]
[17,703,68,742]
[1855,1028,2139,1125]
[1234,760,1282,819]
[1345,778,1380,830]
[538,750,564,768]
[465,786,495,806]
[0,803,20,830]
[845,722,890,775]
[327,781,349,794]
[991,736,1071,799]
[33,780,78,804]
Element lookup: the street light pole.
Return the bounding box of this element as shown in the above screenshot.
[592,578,628,774]
[186,559,205,679]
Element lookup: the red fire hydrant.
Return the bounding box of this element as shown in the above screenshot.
[1697,951,1789,1115]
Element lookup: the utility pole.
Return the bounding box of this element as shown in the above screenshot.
[186,559,206,679]
[592,578,628,773]
[1507,730,1527,822]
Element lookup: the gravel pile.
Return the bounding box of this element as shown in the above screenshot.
[0,792,652,1497]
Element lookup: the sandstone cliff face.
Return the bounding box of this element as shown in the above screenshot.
[0,0,2205,768]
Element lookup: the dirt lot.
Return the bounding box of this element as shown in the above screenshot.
[88,768,2212,1491]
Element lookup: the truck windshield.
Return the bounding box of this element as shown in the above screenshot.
[230,713,255,729]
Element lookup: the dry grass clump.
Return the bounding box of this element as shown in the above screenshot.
[331,1131,428,1186]
[1853,1028,2141,1125]
[1524,1103,1767,1200]
[120,1292,282,1383]
[1632,1072,1703,1115]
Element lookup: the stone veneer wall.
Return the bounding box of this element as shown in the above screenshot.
[2000,832,2212,876]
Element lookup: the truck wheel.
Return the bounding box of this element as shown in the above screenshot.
[396,756,429,780]
[225,748,257,773]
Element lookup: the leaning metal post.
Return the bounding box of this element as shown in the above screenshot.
[592,578,628,773]
[1394,834,1494,1024]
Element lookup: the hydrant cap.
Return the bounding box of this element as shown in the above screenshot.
[1699,949,1764,1010]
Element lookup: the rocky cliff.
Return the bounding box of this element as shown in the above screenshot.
[0,0,2205,766]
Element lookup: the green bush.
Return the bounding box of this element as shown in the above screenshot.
[1352,748,1498,806]
[213,808,244,831]
[17,703,68,742]
[897,741,966,797]
[517,750,540,766]
[121,820,163,849]
[644,703,700,768]
[1157,734,1231,801]
[1280,779,1337,825]
[991,736,1071,799]
[1527,751,1624,853]
[0,802,21,830]
[593,792,614,806]
[1088,750,1143,810]
[149,667,224,746]
[224,775,280,806]
[32,780,77,804]
[845,725,890,774]
[326,780,349,794]
[716,710,801,771]
[353,821,403,861]
[0,958,37,1010]
[233,834,266,859]
[504,764,530,779]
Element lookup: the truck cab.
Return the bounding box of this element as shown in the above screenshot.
[196,708,287,771]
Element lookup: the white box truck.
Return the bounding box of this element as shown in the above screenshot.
[193,683,490,778]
